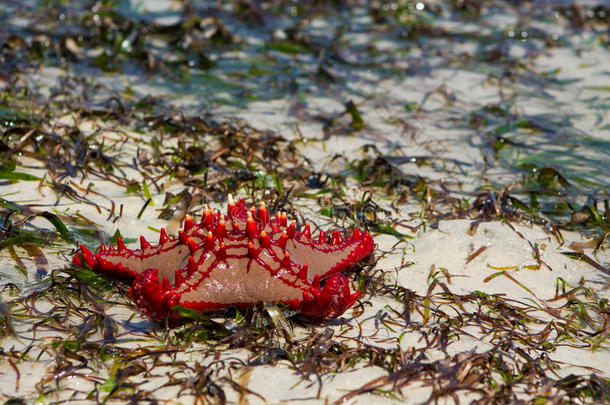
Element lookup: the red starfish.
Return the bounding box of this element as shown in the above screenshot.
[73,197,374,324]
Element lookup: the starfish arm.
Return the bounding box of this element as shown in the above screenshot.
[72,232,192,283]
[286,229,374,280]
[299,273,360,319]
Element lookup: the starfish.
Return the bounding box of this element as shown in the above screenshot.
[73,196,375,324]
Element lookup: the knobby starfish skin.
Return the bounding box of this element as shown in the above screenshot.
[72,196,375,324]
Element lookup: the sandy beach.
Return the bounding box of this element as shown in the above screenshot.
[1,0,609,403]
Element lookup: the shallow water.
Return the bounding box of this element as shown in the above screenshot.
[2,0,608,234]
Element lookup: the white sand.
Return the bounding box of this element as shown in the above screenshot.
[1,2,609,402]
[1,159,608,403]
